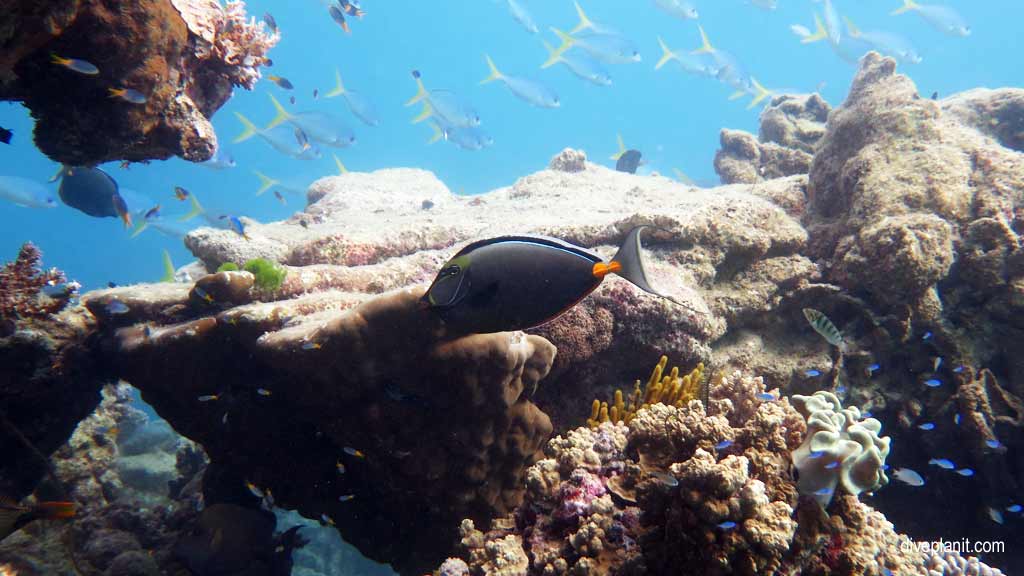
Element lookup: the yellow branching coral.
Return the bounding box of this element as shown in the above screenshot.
[587,356,705,428]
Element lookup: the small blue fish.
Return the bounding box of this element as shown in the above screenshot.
[954,414,961,425]
[868,363,880,374]
[344,446,365,458]
[928,458,955,470]
[1007,504,1022,513]
[813,487,834,497]
[108,87,147,104]
[755,392,776,401]
[881,464,890,471]
[338,494,356,502]
[986,439,1002,449]
[835,386,846,395]
[106,299,129,315]
[988,507,1004,525]
[809,450,825,459]
[893,467,924,486]
[924,379,942,388]
[715,440,733,450]
[825,461,839,470]
[717,521,737,530]
[862,411,873,418]
[922,331,933,340]
[953,365,965,373]
[805,369,821,377]
[227,215,250,239]
[918,422,935,431]
[955,468,974,477]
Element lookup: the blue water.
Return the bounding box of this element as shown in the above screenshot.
[1,0,1019,290]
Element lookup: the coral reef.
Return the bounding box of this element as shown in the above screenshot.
[0,242,76,336]
[790,391,890,508]
[441,371,1005,576]
[0,0,277,165]
[586,355,705,427]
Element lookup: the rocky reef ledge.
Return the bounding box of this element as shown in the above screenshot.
[0,0,276,165]
[2,53,1023,575]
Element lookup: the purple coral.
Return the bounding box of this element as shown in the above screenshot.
[0,242,75,335]
[553,469,607,524]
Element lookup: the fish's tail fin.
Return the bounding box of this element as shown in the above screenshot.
[609,133,626,161]
[801,14,829,43]
[325,68,346,98]
[480,54,503,84]
[746,77,772,109]
[405,70,429,106]
[233,112,260,143]
[254,170,279,196]
[655,36,678,70]
[673,168,696,186]
[50,53,69,66]
[604,226,703,314]
[34,501,76,520]
[179,195,204,222]
[728,90,748,101]
[691,25,715,54]
[570,0,594,34]
[891,0,918,15]
[411,101,434,124]
[107,88,124,99]
[264,93,292,130]
[333,154,349,174]
[842,15,862,37]
[161,250,175,283]
[540,38,567,69]
[129,221,149,239]
[427,122,444,145]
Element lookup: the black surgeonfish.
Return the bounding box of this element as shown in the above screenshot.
[615,149,642,174]
[58,166,133,228]
[422,226,694,333]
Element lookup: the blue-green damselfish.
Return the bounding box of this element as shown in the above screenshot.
[422,226,690,333]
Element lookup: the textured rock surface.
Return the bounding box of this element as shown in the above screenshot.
[0,0,276,165]
[714,93,831,185]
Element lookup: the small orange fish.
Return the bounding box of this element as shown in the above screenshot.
[174,186,190,201]
[338,494,355,502]
[343,447,365,459]
[0,498,76,542]
[198,394,220,402]
[267,75,294,90]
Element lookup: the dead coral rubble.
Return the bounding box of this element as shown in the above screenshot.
[0,0,277,165]
[0,242,75,336]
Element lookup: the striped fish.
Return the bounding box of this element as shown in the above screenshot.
[803,308,846,351]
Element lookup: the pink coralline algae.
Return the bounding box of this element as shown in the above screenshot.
[552,469,607,524]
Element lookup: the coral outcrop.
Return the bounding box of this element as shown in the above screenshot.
[0,0,277,165]
[714,93,831,185]
[75,285,555,575]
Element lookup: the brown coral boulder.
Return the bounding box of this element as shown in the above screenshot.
[84,283,554,575]
[0,0,277,165]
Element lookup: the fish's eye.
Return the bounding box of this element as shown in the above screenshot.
[441,265,461,277]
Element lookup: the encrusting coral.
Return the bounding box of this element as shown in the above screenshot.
[586,355,705,428]
[0,242,76,336]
